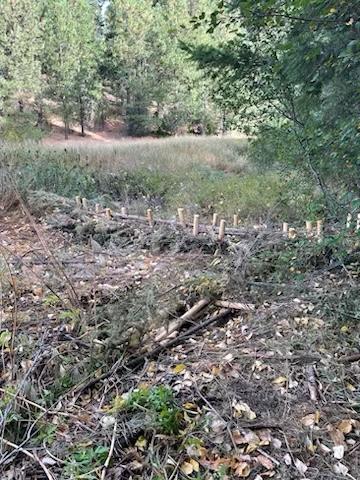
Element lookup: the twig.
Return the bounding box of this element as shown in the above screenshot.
[101,420,117,480]
[306,364,319,402]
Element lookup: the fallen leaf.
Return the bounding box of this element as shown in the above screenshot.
[235,461,251,477]
[135,436,147,450]
[257,455,274,470]
[305,436,316,453]
[328,426,345,446]
[333,462,349,476]
[189,459,199,472]
[333,445,345,460]
[337,419,352,434]
[232,401,256,420]
[283,453,292,465]
[294,458,307,475]
[301,414,316,427]
[181,461,194,475]
[172,363,186,374]
[272,376,287,385]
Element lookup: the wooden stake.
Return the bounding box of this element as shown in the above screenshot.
[288,228,297,239]
[121,207,128,216]
[357,214,360,232]
[95,203,101,214]
[75,196,81,207]
[193,214,200,236]
[305,221,312,238]
[177,208,186,227]
[82,198,88,209]
[212,213,218,227]
[233,214,239,227]
[218,219,226,241]
[282,222,289,236]
[346,213,352,229]
[147,208,154,227]
[105,208,112,219]
[316,219,323,239]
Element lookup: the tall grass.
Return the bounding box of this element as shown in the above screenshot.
[0,136,319,221]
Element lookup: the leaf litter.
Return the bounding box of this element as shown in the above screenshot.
[0,195,360,479]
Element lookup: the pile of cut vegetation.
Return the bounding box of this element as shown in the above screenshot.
[0,191,359,480]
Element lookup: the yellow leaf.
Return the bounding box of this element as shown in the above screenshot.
[305,436,316,453]
[172,364,186,374]
[272,376,287,385]
[346,383,356,392]
[135,436,147,450]
[340,325,349,333]
[235,461,251,477]
[181,461,194,475]
[183,402,198,411]
[189,459,200,472]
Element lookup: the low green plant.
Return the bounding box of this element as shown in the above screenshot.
[116,386,182,434]
[62,445,109,479]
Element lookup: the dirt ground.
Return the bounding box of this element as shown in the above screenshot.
[0,197,359,479]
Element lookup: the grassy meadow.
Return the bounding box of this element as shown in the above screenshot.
[0,136,319,222]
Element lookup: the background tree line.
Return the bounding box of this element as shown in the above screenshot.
[0,0,225,139]
[189,0,360,207]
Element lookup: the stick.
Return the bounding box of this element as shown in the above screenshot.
[154,298,210,343]
[214,300,255,312]
[121,207,128,216]
[177,208,186,227]
[305,221,312,238]
[316,219,323,239]
[218,219,226,241]
[95,203,101,214]
[147,208,154,227]
[75,196,81,207]
[306,364,319,402]
[233,214,239,227]
[105,208,112,219]
[357,214,360,232]
[282,222,288,236]
[212,213,218,227]
[339,352,360,363]
[193,214,200,236]
[82,198,88,209]
[100,421,117,480]
[346,213,352,229]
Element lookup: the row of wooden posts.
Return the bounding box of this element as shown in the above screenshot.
[75,196,358,241]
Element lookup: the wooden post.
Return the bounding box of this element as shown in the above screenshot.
[233,214,239,227]
[219,219,226,241]
[95,203,100,214]
[212,213,218,228]
[346,213,352,229]
[288,228,297,239]
[75,196,81,207]
[105,208,112,219]
[147,208,154,227]
[193,214,200,236]
[282,222,289,236]
[305,221,312,238]
[316,219,323,239]
[121,207,128,216]
[357,214,360,232]
[177,208,186,227]
[82,198,88,209]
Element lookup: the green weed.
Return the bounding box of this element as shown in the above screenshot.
[62,445,109,479]
[115,386,182,434]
